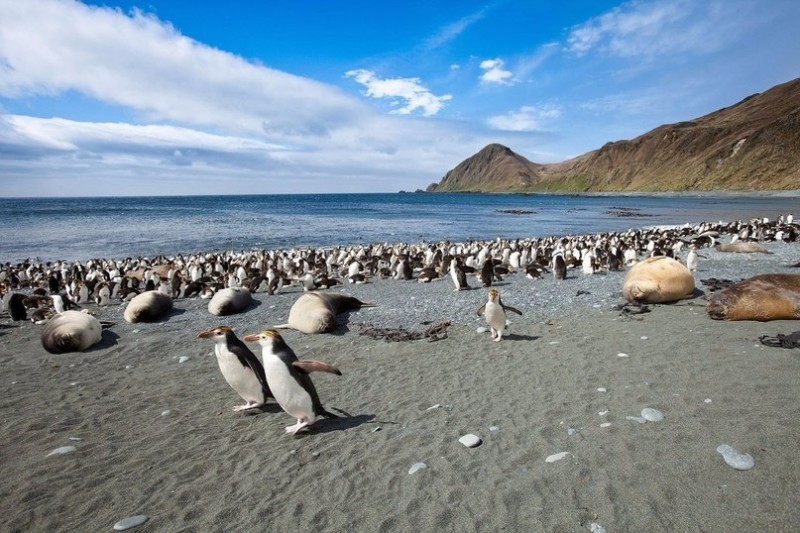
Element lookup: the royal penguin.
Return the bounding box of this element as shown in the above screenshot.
[477,288,522,342]
[244,329,341,434]
[197,326,273,411]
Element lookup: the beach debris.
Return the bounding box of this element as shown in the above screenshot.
[568,428,578,435]
[426,404,442,411]
[178,356,190,363]
[716,444,755,470]
[161,410,171,416]
[47,445,76,457]
[408,462,428,475]
[617,352,629,358]
[458,434,482,448]
[476,326,488,334]
[600,422,611,428]
[640,336,648,340]
[113,515,149,531]
[759,331,800,349]
[597,387,607,392]
[704,398,713,403]
[68,437,82,441]
[545,451,571,463]
[641,408,665,422]
[598,409,609,416]
[626,416,647,424]
[489,426,500,432]
[577,507,599,526]
[614,302,651,316]
[353,320,451,342]
[589,522,608,533]
[370,426,382,433]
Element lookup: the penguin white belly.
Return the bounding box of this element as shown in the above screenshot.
[484,302,506,333]
[214,345,263,403]
[263,356,314,421]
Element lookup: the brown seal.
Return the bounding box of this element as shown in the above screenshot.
[124,290,174,323]
[622,256,695,304]
[706,273,800,321]
[714,242,771,253]
[41,310,102,354]
[275,292,375,334]
[208,287,252,316]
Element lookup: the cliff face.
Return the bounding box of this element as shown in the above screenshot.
[428,78,800,192]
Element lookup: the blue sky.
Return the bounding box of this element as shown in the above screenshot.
[1,0,798,197]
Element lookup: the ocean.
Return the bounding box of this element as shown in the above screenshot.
[1,192,798,263]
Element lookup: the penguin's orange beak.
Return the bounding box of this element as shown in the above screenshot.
[197,330,214,338]
[242,333,259,342]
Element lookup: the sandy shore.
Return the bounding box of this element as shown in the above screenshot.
[2,240,800,532]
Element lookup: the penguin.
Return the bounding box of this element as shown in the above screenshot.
[244,329,341,434]
[552,252,567,280]
[477,288,522,342]
[449,257,469,291]
[8,293,28,321]
[480,259,495,287]
[197,326,273,412]
[686,244,699,273]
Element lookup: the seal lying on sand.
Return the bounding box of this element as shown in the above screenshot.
[124,290,173,323]
[622,256,695,304]
[706,273,800,321]
[208,287,252,316]
[714,242,771,253]
[275,292,375,334]
[41,310,102,354]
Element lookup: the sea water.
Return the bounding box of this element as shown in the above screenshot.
[1,192,797,262]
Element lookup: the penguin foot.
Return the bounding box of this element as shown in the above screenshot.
[233,401,263,412]
[285,420,312,434]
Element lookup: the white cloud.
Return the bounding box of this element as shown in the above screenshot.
[487,105,562,132]
[345,69,452,117]
[479,58,514,85]
[565,0,758,59]
[424,7,489,50]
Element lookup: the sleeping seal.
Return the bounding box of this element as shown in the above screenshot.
[622,256,695,304]
[706,273,800,321]
[208,287,252,316]
[275,292,374,334]
[714,242,771,254]
[41,310,102,354]
[123,290,173,323]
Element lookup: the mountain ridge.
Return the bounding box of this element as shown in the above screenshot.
[427,77,800,192]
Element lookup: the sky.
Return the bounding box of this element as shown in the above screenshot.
[0,0,798,197]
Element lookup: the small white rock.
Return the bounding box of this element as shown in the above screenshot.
[641,408,665,422]
[589,522,607,533]
[600,422,612,428]
[161,410,171,416]
[458,434,482,448]
[567,428,578,436]
[704,398,712,404]
[476,326,488,333]
[598,410,609,416]
[597,387,607,393]
[47,445,76,457]
[626,416,647,424]
[113,515,149,531]
[489,426,500,432]
[178,356,189,363]
[408,462,427,474]
[617,352,629,358]
[716,444,755,470]
[426,404,441,411]
[640,336,648,340]
[545,451,571,463]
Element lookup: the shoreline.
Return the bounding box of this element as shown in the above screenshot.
[2,221,800,531]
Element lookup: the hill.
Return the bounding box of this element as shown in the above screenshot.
[427,78,800,192]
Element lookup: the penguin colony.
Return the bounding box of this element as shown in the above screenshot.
[1,215,798,433]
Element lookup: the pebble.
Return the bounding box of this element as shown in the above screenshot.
[626,416,647,424]
[589,522,607,533]
[598,410,609,416]
[716,444,755,470]
[408,462,427,475]
[545,451,571,463]
[489,426,500,432]
[161,410,171,416]
[476,326,488,333]
[597,387,607,393]
[617,352,629,358]
[47,445,76,457]
[113,515,149,531]
[68,437,82,441]
[640,336,648,340]
[641,408,665,422]
[568,428,578,435]
[704,398,712,403]
[599,422,611,428]
[458,434,482,448]
[178,356,189,363]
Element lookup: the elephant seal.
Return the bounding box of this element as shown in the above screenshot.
[706,273,800,321]
[714,242,771,253]
[208,287,252,316]
[41,311,102,354]
[124,290,173,323]
[622,256,695,304]
[275,292,374,334]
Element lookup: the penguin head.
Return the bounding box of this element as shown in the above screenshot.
[488,288,499,302]
[198,325,235,343]
[243,329,285,349]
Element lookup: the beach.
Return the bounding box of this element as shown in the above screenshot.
[2,238,800,532]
